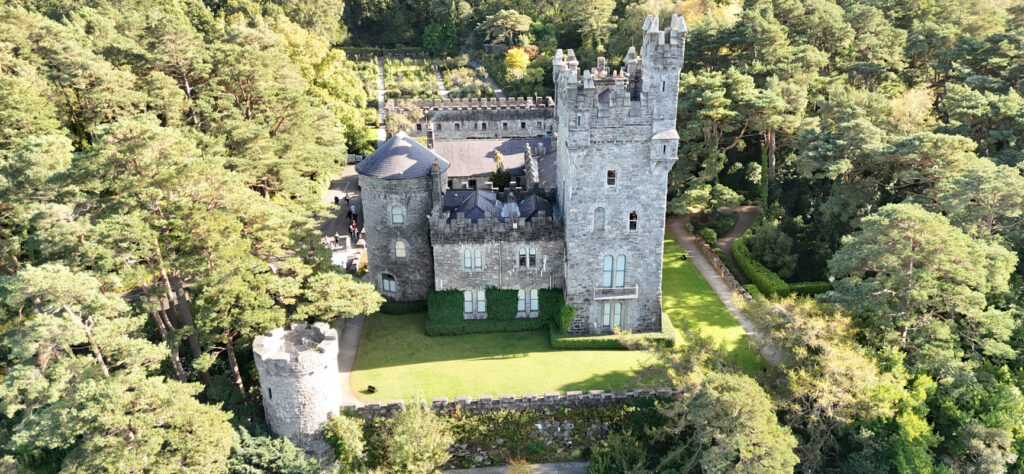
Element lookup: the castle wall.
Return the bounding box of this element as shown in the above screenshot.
[253,322,342,456]
[359,174,437,301]
[429,214,564,293]
[387,98,555,141]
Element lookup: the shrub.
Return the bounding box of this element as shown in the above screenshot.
[697,228,717,245]
[549,313,677,350]
[747,221,798,279]
[427,289,463,323]
[789,281,831,296]
[227,429,320,474]
[743,284,764,300]
[733,231,790,297]
[323,415,365,470]
[485,287,518,320]
[555,304,576,332]
[586,431,651,474]
[538,289,564,322]
[380,298,427,315]
[386,402,453,473]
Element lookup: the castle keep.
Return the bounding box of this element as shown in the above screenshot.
[358,15,685,334]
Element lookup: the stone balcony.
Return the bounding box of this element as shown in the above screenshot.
[593,283,639,300]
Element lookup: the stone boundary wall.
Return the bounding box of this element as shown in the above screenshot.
[687,222,753,302]
[387,97,555,112]
[342,388,682,419]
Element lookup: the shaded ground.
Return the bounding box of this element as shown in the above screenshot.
[668,216,780,366]
[715,205,759,284]
[662,232,765,373]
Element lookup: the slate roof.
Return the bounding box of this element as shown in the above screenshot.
[441,189,557,223]
[355,132,450,179]
[432,138,553,179]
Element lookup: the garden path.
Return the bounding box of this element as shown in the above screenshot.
[336,314,366,407]
[433,63,450,99]
[376,56,387,147]
[668,216,781,366]
[715,205,759,284]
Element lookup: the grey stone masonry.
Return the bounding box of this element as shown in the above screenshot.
[342,388,683,419]
[387,97,555,140]
[430,194,564,292]
[358,173,439,301]
[554,15,685,335]
[254,322,342,456]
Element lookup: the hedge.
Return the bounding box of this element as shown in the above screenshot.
[427,289,464,323]
[733,231,790,297]
[537,289,564,322]
[485,287,518,321]
[549,312,677,350]
[743,284,764,300]
[697,228,717,245]
[555,305,575,332]
[789,281,831,296]
[379,298,427,315]
[426,317,548,336]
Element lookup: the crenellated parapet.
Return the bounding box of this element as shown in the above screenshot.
[386,96,555,112]
[428,209,563,245]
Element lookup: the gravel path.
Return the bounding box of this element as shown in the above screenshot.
[715,205,759,284]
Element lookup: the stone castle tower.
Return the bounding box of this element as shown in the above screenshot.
[554,15,685,334]
[253,322,343,455]
[356,132,450,301]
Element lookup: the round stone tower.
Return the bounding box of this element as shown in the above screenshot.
[253,322,342,455]
[356,131,449,301]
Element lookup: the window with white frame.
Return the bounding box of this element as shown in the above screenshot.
[516,289,540,316]
[394,240,406,258]
[518,247,537,269]
[530,289,538,314]
[462,290,487,319]
[606,169,616,187]
[602,302,623,330]
[390,205,405,225]
[381,274,396,293]
[602,254,626,287]
[464,247,483,270]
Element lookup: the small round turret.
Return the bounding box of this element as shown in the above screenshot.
[253,322,342,455]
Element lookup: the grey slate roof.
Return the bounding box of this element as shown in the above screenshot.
[441,189,556,223]
[431,138,552,178]
[355,132,450,179]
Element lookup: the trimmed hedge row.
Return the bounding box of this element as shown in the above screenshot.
[733,231,790,297]
[743,284,764,300]
[790,281,831,296]
[485,287,518,320]
[379,298,427,315]
[548,312,678,350]
[425,288,558,336]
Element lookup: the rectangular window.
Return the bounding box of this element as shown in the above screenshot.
[455,123,461,130]
[464,291,473,314]
[602,303,611,329]
[520,122,526,129]
[464,249,472,270]
[615,255,625,287]
[437,124,442,131]
[519,248,527,268]
[528,248,537,268]
[416,123,422,131]
[607,170,616,187]
[576,115,581,127]
[517,290,526,313]
[613,302,622,327]
[536,121,542,128]
[663,144,667,154]
[476,290,486,314]
[474,249,483,269]
[503,122,508,130]
[530,289,538,314]
[603,256,613,287]
[468,179,477,189]
[481,122,487,130]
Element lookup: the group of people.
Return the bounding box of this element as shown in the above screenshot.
[333,193,360,244]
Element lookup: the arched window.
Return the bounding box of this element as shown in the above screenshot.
[603,255,614,287]
[530,289,538,314]
[594,207,605,231]
[391,205,405,225]
[519,248,527,268]
[474,249,483,269]
[629,211,638,231]
[615,255,626,287]
[464,249,472,270]
[381,274,396,293]
[394,240,406,258]
[518,290,526,313]
[606,170,616,187]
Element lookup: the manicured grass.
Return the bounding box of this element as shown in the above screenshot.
[350,314,650,402]
[663,236,765,374]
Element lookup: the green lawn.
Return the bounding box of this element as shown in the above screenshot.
[663,236,765,374]
[349,234,763,401]
[350,315,650,402]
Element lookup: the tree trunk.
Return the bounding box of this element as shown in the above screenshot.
[65,304,109,378]
[225,333,246,399]
[150,307,187,382]
[766,129,778,180]
[171,274,209,386]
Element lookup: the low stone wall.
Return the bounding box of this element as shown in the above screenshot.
[342,388,681,419]
[686,222,753,302]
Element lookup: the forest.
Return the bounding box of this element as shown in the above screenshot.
[1,0,1023,472]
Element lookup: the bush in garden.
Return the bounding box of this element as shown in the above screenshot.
[556,304,576,332]
[323,414,365,470]
[385,402,453,473]
[586,431,652,474]
[697,228,717,245]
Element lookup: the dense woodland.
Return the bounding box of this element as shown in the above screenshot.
[1,0,1023,472]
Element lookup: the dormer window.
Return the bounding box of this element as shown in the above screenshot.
[607,169,616,187]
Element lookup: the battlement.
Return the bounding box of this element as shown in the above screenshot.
[429,207,563,245]
[253,322,339,376]
[386,96,555,112]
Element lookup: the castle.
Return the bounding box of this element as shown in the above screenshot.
[357,15,685,334]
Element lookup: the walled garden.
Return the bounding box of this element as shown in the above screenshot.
[382,57,440,99]
[440,56,495,99]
